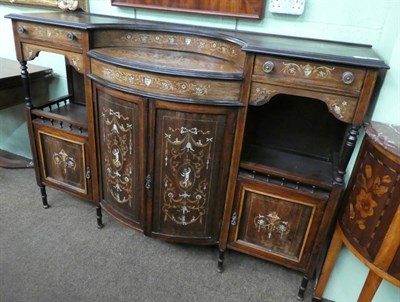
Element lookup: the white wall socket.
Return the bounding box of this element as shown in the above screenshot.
[268,0,305,15]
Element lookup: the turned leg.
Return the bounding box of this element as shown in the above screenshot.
[336,125,360,183]
[96,206,104,229]
[217,248,225,273]
[40,185,49,209]
[297,275,310,301]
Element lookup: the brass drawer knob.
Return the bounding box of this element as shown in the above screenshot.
[17,26,25,34]
[66,32,75,41]
[342,71,355,84]
[262,61,275,73]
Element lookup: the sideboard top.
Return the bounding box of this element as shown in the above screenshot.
[5,12,389,69]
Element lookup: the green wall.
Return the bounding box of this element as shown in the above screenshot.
[1,1,399,301]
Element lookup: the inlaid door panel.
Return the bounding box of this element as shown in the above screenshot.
[35,125,90,199]
[94,84,146,230]
[339,140,400,262]
[149,100,237,243]
[228,175,326,269]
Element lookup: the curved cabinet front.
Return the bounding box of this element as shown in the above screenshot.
[148,100,237,244]
[93,83,147,231]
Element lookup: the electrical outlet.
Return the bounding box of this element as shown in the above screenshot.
[269,0,305,15]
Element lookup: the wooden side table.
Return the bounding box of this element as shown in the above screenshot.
[313,121,400,302]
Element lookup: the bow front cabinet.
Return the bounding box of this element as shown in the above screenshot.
[6,11,388,298]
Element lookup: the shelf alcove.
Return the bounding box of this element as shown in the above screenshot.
[241,94,348,188]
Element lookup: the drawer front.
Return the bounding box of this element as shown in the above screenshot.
[35,125,90,199]
[15,21,83,51]
[253,55,366,95]
[228,176,325,268]
[90,59,242,104]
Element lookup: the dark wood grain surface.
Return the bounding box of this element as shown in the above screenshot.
[111,0,265,19]
[5,12,388,68]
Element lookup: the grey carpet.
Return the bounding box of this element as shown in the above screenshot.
[0,168,313,302]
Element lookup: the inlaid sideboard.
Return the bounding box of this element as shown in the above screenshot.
[6,11,389,299]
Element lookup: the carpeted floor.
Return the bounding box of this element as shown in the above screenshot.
[0,168,314,302]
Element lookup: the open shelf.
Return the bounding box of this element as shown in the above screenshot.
[32,95,87,130]
[241,94,347,189]
[240,144,335,189]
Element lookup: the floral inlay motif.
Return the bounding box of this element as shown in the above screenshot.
[325,98,350,120]
[280,62,335,79]
[101,66,209,96]
[22,44,83,72]
[102,107,134,205]
[30,25,81,42]
[119,32,241,59]
[350,164,391,230]
[53,149,76,174]
[254,211,290,239]
[162,122,215,226]
[251,87,277,106]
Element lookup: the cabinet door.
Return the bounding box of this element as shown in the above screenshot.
[228,175,326,270]
[34,124,91,200]
[94,84,146,231]
[149,100,237,243]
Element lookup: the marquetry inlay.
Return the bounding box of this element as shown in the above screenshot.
[101,106,134,205]
[93,31,245,64]
[280,62,335,79]
[16,22,82,48]
[161,120,216,226]
[22,44,84,72]
[91,60,241,102]
[254,212,290,239]
[249,82,358,123]
[53,149,76,174]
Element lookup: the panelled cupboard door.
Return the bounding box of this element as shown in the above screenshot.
[228,175,326,270]
[94,84,146,231]
[34,124,91,200]
[149,100,237,243]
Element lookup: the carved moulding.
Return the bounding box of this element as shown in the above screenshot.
[249,82,358,123]
[1,0,88,11]
[22,44,84,73]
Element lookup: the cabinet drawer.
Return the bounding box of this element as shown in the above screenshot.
[34,123,91,199]
[253,55,366,95]
[228,175,326,269]
[90,58,242,105]
[15,21,83,51]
